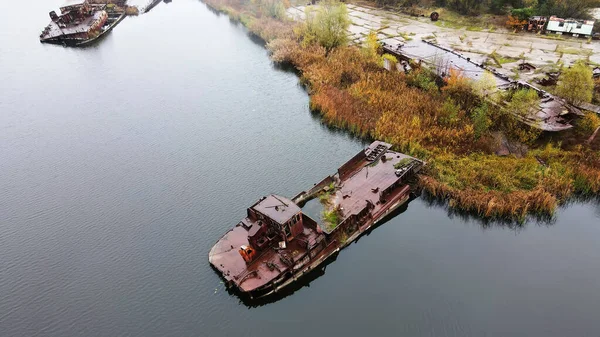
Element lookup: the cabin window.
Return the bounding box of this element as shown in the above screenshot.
[577,23,583,28]
[284,224,292,237]
[559,22,564,27]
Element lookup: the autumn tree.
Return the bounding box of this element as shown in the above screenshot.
[304,0,350,52]
[259,0,286,19]
[362,31,381,65]
[556,62,594,105]
[439,98,462,126]
[473,71,498,98]
[506,15,527,31]
[443,69,479,111]
[577,112,600,136]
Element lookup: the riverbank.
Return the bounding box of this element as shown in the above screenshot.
[202,0,600,221]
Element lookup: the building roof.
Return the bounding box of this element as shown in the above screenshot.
[252,195,300,225]
[549,16,595,25]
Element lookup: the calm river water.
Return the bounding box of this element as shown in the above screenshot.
[1,1,600,336]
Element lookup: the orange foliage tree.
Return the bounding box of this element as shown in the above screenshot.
[506,15,527,31]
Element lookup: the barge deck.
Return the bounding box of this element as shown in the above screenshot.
[76,11,126,46]
[209,141,425,299]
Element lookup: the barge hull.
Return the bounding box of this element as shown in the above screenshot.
[257,191,411,299]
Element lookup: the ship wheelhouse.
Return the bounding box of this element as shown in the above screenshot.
[243,195,305,259]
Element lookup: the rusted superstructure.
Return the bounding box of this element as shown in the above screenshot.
[40,0,126,46]
[209,141,424,299]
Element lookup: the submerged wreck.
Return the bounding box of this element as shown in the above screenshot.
[382,41,584,131]
[498,81,583,131]
[39,0,126,46]
[209,141,425,299]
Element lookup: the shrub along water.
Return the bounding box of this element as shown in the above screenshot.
[203,0,600,221]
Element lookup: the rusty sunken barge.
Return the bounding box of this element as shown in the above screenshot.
[39,0,127,46]
[209,141,425,299]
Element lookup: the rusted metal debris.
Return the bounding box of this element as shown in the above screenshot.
[209,141,425,299]
[536,72,559,86]
[518,62,536,72]
[498,81,583,131]
[382,40,585,131]
[524,16,595,37]
[526,16,548,33]
[576,102,600,114]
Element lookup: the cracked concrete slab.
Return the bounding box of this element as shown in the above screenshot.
[286,3,600,76]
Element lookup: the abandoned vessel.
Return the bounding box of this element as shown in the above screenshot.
[39,0,126,46]
[209,141,425,299]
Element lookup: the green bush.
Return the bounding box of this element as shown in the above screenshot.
[511,7,535,21]
[303,0,350,52]
[471,103,492,139]
[556,62,594,105]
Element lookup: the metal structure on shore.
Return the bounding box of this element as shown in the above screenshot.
[526,16,595,37]
[383,40,584,131]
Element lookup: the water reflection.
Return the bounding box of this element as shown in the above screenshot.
[226,256,333,307]
[569,195,600,218]
[420,191,558,229]
[354,193,413,240]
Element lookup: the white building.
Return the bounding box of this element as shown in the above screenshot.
[546,16,595,37]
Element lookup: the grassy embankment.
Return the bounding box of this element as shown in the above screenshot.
[203,0,600,221]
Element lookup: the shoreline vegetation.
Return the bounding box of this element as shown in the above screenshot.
[202,0,600,221]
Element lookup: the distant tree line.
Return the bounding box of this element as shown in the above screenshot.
[376,0,600,18]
